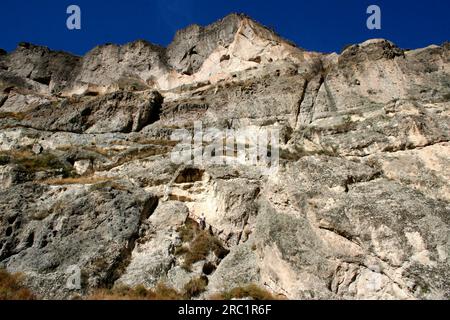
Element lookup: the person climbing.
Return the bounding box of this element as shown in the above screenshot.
[199,213,206,230]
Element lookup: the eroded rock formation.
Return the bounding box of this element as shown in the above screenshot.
[0,14,449,300]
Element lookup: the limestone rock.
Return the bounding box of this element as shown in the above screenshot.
[0,182,158,299]
[117,201,189,288]
[67,40,168,95]
[13,90,164,134]
[32,144,43,155]
[73,160,92,176]
[2,43,81,94]
[0,14,449,300]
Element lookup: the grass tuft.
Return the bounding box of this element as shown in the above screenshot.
[87,283,184,300]
[0,112,26,121]
[0,149,74,177]
[41,176,112,186]
[211,284,276,301]
[174,218,228,271]
[0,269,35,300]
[183,276,208,298]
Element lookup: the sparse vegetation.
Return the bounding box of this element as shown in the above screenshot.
[280,144,338,161]
[177,218,200,243]
[183,276,208,298]
[210,284,276,300]
[0,154,9,165]
[88,283,184,300]
[325,115,357,134]
[173,245,190,256]
[183,232,224,269]
[0,149,74,177]
[112,138,179,147]
[174,218,228,271]
[100,145,172,171]
[89,276,209,301]
[0,111,26,121]
[117,77,149,92]
[0,269,35,300]
[84,145,116,157]
[87,179,129,192]
[41,176,112,186]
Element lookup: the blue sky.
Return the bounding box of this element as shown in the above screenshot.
[1,0,449,55]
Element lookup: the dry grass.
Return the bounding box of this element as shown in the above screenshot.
[0,269,35,300]
[174,218,228,271]
[177,218,200,242]
[89,277,209,300]
[56,145,123,160]
[183,276,208,298]
[84,145,115,157]
[113,138,179,147]
[88,283,184,300]
[100,145,171,171]
[116,146,169,163]
[0,112,26,121]
[0,149,33,160]
[137,139,179,147]
[183,232,224,269]
[0,150,74,177]
[332,115,356,133]
[0,154,10,165]
[210,284,276,301]
[41,176,112,186]
[280,145,338,161]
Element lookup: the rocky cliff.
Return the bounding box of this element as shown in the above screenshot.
[0,14,449,300]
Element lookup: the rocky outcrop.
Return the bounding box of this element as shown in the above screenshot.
[2,43,81,94]
[0,182,158,299]
[0,14,449,300]
[68,41,168,95]
[2,90,163,134]
[166,14,243,75]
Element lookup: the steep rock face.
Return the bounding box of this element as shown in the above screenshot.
[0,14,449,300]
[166,14,243,75]
[256,154,450,299]
[116,201,189,289]
[1,90,163,134]
[67,41,169,95]
[312,39,450,121]
[0,182,158,299]
[1,43,81,94]
[30,90,162,134]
